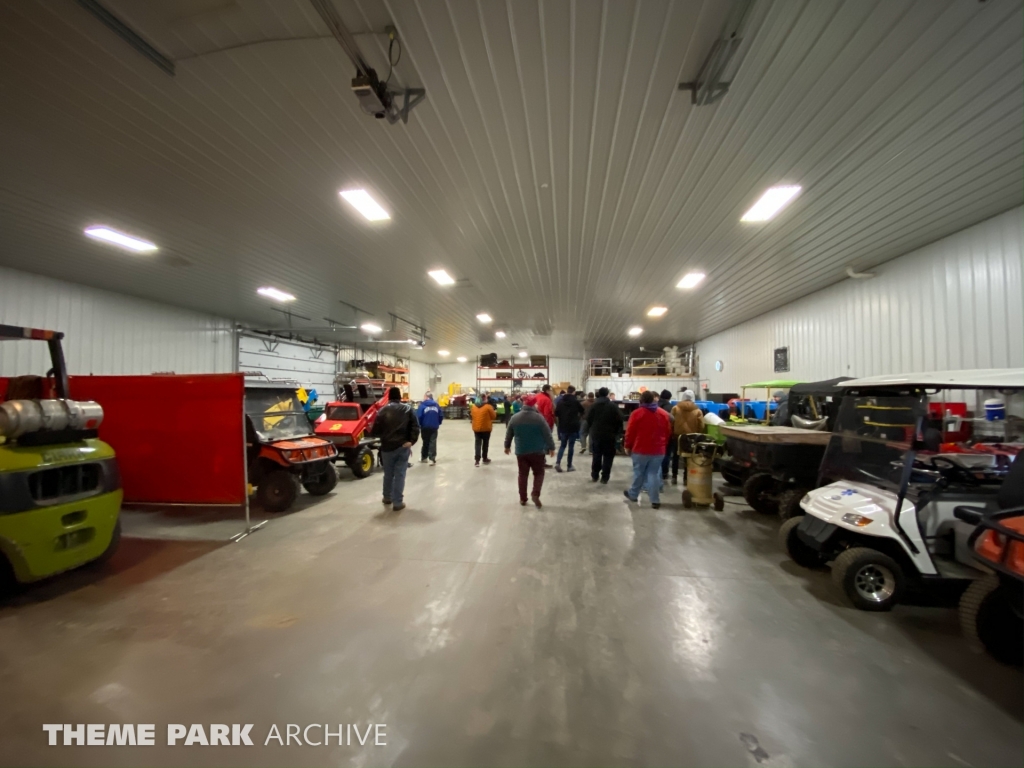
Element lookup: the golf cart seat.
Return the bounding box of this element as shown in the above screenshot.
[955,453,1024,524]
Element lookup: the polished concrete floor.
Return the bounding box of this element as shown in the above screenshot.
[0,425,1021,767]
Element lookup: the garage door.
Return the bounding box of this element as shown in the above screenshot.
[237,333,337,399]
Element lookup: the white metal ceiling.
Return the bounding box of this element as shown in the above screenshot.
[0,0,1020,361]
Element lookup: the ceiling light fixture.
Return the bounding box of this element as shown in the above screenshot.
[339,189,390,221]
[456,356,467,362]
[428,269,455,286]
[677,272,706,290]
[495,331,506,339]
[647,306,668,317]
[438,350,450,357]
[518,351,528,358]
[476,313,492,324]
[84,226,157,253]
[256,286,296,302]
[740,185,801,222]
[360,322,382,333]
[628,327,643,337]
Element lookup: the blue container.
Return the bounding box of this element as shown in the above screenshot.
[984,399,1006,421]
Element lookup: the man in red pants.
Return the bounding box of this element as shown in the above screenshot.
[504,394,556,508]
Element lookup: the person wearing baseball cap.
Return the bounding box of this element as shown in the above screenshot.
[504,393,556,507]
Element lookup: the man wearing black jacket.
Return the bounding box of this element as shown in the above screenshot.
[369,387,420,511]
[554,385,584,472]
[587,387,624,484]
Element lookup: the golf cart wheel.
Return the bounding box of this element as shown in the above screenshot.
[779,517,826,568]
[303,461,338,496]
[712,492,725,512]
[682,489,693,509]
[349,446,375,478]
[777,489,806,521]
[832,547,904,611]
[960,575,1023,666]
[257,469,298,513]
[88,517,122,568]
[742,472,779,515]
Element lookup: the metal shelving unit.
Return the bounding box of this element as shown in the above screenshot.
[476,357,548,393]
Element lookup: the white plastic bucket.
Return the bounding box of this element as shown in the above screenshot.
[984,398,1006,421]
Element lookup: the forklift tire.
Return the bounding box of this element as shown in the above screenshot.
[779,517,826,568]
[88,517,122,568]
[349,446,375,479]
[960,575,1023,666]
[832,547,904,611]
[742,472,779,515]
[777,489,806,521]
[303,462,338,496]
[257,470,298,513]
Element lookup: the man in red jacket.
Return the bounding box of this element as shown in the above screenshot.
[623,390,672,509]
[536,384,556,429]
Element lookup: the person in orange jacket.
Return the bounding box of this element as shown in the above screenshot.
[471,397,497,466]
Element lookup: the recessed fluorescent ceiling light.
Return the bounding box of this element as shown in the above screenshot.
[360,322,382,333]
[741,185,801,222]
[428,269,455,286]
[476,313,492,323]
[647,306,668,317]
[495,331,506,339]
[628,327,643,337]
[518,351,528,358]
[257,286,296,302]
[438,350,450,357]
[84,226,157,253]
[339,189,390,221]
[677,272,705,290]
[456,356,468,362]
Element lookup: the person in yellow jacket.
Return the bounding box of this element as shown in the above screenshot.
[471,397,497,466]
[670,390,705,484]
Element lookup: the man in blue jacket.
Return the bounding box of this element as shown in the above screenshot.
[415,391,444,465]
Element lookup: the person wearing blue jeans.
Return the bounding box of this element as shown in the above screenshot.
[553,385,584,473]
[369,387,420,511]
[622,391,672,509]
[415,391,444,464]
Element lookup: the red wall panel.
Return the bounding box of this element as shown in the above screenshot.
[69,374,245,504]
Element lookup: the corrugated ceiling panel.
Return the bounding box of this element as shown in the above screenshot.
[695,207,1023,392]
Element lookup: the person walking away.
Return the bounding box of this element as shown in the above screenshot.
[670,390,705,485]
[511,395,523,415]
[623,391,672,509]
[504,394,556,507]
[587,387,624,484]
[771,390,791,426]
[369,387,420,511]
[536,384,556,429]
[658,390,676,482]
[471,397,497,466]
[415,391,443,465]
[579,392,595,454]
[554,385,584,472]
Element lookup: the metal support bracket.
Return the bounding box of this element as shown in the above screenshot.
[387,88,426,124]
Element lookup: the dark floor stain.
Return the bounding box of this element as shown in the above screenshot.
[739,732,771,763]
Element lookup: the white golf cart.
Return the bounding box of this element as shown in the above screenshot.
[780,369,1023,611]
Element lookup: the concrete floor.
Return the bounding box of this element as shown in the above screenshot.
[0,425,1020,767]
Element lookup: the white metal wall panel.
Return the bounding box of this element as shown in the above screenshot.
[696,208,1024,392]
[548,358,588,388]
[237,334,336,397]
[408,361,430,400]
[0,265,233,378]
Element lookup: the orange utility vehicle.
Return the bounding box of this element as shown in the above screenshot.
[245,381,337,513]
[313,378,386,479]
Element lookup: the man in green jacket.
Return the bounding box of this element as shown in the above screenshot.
[504,394,556,508]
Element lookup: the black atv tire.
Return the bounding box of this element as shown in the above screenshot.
[777,488,806,521]
[257,469,298,513]
[720,464,747,487]
[779,516,826,568]
[832,547,904,611]
[960,575,1023,666]
[742,472,779,515]
[303,462,338,496]
[349,446,375,478]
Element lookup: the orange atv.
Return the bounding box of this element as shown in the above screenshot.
[313,379,387,479]
[245,382,338,513]
[955,454,1023,666]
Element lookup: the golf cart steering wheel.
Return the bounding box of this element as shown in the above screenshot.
[928,456,979,486]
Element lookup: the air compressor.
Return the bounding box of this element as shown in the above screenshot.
[681,434,724,510]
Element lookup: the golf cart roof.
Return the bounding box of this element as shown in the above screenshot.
[840,369,1024,389]
[789,377,854,397]
[741,379,802,389]
[0,324,61,341]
